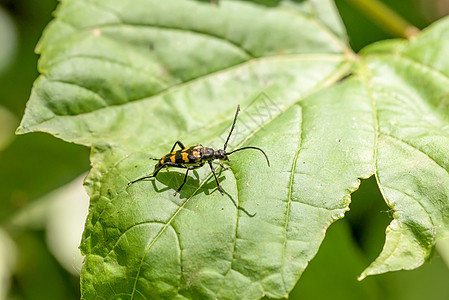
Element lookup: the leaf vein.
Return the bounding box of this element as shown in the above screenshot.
[129,173,213,299]
[37,54,344,122]
[280,108,303,293]
[45,78,109,109]
[45,54,171,87]
[105,220,166,257]
[379,132,449,176]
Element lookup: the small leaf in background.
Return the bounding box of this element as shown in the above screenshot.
[12,231,79,300]
[46,175,89,275]
[9,174,91,275]
[0,229,16,300]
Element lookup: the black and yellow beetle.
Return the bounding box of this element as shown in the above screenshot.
[128,105,270,195]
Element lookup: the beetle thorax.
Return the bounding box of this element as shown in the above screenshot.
[201,147,215,160]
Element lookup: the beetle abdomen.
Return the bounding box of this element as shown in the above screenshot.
[160,145,203,165]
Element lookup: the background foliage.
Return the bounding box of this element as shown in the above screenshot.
[1,0,449,299]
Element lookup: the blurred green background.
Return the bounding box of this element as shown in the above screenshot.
[0,0,448,299]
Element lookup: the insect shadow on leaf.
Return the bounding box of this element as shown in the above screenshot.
[150,170,199,194]
[128,105,270,198]
[130,164,255,217]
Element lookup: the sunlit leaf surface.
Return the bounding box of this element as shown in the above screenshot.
[18,0,449,298]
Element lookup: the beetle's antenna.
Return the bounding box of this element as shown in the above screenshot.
[227,146,270,167]
[223,105,240,151]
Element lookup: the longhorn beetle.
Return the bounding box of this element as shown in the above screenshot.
[128,105,270,195]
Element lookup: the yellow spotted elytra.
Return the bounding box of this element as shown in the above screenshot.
[128,105,270,195]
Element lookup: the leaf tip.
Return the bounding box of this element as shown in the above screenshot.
[15,124,28,135]
[15,114,35,135]
[357,273,367,281]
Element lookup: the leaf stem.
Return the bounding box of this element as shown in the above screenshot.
[344,0,420,38]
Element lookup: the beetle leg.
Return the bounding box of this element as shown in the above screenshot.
[128,168,162,185]
[152,164,165,177]
[128,175,154,185]
[174,166,195,195]
[209,161,224,194]
[128,162,186,186]
[170,140,186,153]
[128,167,162,186]
[219,160,231,170]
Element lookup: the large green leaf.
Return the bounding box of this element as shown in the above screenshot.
[17,0,449,299]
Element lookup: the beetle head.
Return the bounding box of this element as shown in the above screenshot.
[215,149,229,161]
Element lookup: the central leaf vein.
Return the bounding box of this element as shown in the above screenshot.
[281,104,303,293]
